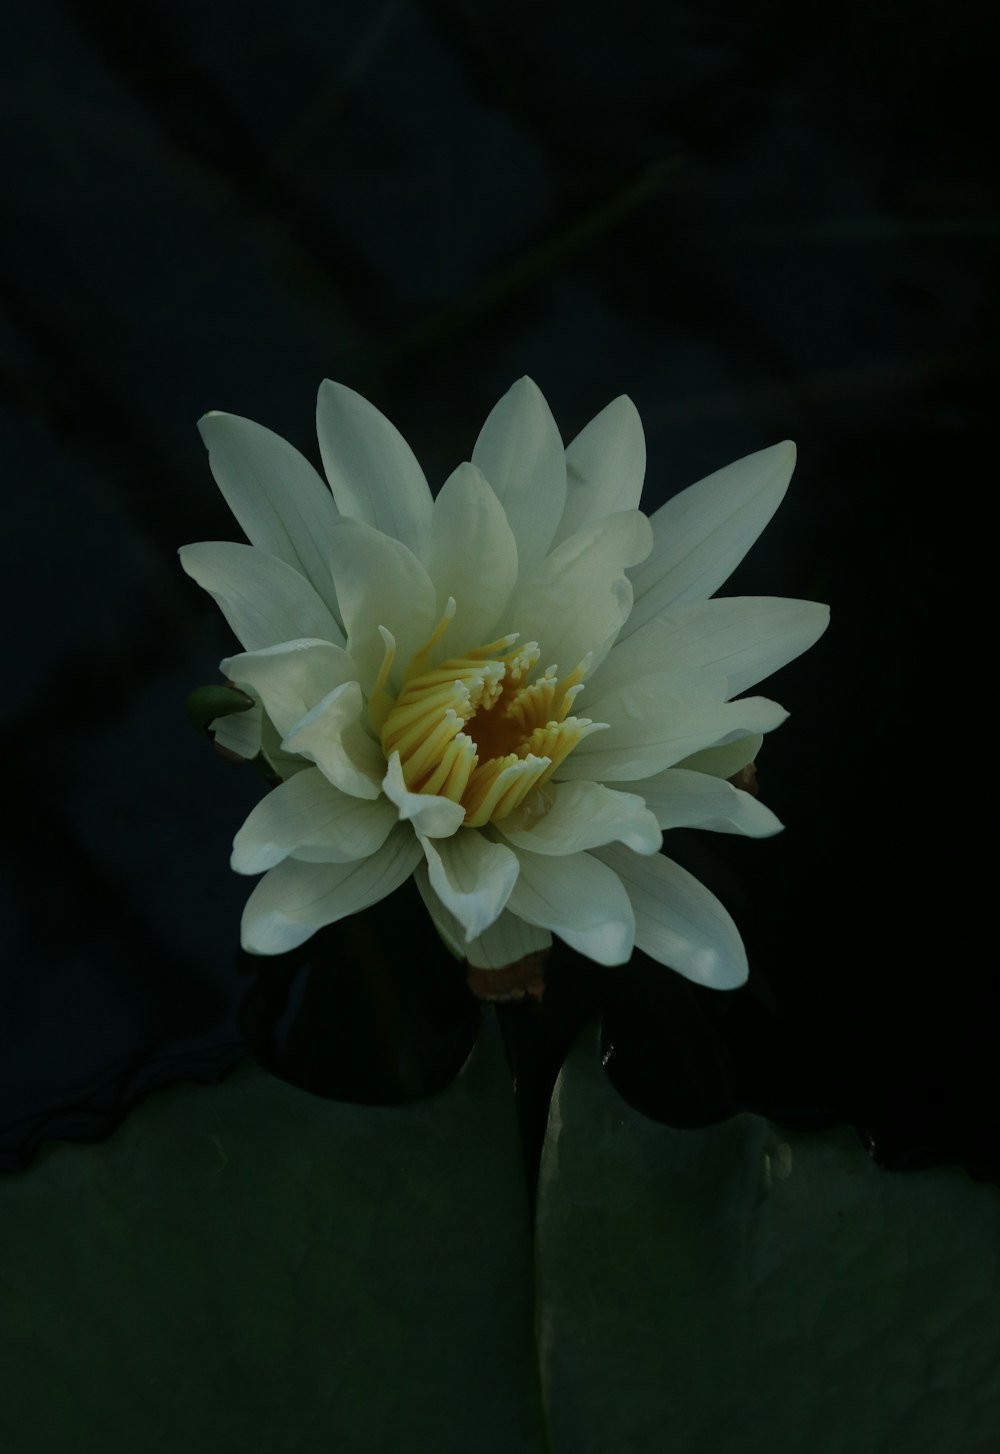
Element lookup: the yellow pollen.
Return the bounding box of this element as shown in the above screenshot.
[378,610,606,827]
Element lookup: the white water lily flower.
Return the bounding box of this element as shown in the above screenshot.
[181,378,828,987]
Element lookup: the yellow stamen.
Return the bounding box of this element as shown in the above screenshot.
[382,681,473,746]
[378,611,606,828]
[466,633,519,660]
[462,753,519,826]
[420,732,478,801]
[367,627,397,733]
[404,709,467,786]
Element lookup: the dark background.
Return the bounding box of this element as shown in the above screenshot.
[1,0,993,1178]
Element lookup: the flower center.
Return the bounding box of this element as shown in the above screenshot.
[372,602,603,829]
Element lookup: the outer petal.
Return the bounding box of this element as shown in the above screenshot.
[421,832,519,942]
[552,395,646,546]
[328,517,437,693]
[281,681,385,799]
[594,845,748,988]
[220,640,356,738]
[382,752,466,839]
[505,510,653,681]
[587,641,727,714]
[240,825,422,955]
[613,768,783,836]
[676,734,762,779]
[594,596,829,704]
[499,781,661,857]
[316,380,432,556]
[180,541,344,652]
[211,701,263,759]
[506,848,635,966]
[413,861,465,960]
[422,462,518,657]
[198,412,341,623]
[260,714,312,781]
[558,692,789,782]
[231,767,396,874]
[466,913,552,971]
[413,865,552,969]
[471,377,567,571]
[666,596,829,697]
[624,440,796,637]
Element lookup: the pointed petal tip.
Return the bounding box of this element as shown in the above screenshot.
[239,905,290,956]
[447,459,490,489]
[744,437,796,479]
[197,409,228,436]
[739,437,796,480]
[316,377,347,404]
[240,922,300,957]
[506,374,552,410]
[773,438,796,472]
[717,962,749,991]
[230,844,258,876]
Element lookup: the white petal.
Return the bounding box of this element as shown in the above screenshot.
[676,734,763,778]
[414,862,551,971]
[232,767,396,874]
[587,630,726,712]
[624,441,796,637]
[260,715,311,781]
[552,395,646,546]
[220,639,356,738]
[413,861,465,960]
[198,412,341,623]
[505,510,652,681]
[613,768,783,836]
[500,781,661,856]
[281,681,385,799]
[466,912,552,970]
[471,377,567,570]
[422,462,518,657]
[415,864,552,972]
[180,541,344,652]
[507,848,635,966]
[673,596,829,697]
[597,596,829,704]
[421,831,519,942]
[316,380,432,555]
[328,517,437,693]
[594,845,748,988]
[240,825,422,955]
[211,701,262,759]
[382,752,465,839]
[559,692,789,782]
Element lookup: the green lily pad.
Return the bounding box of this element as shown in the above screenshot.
[6,1015,998,1453]
[536,1025,1000,1454]
[0,1015,546,1454]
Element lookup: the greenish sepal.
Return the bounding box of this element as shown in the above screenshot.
[185,683,255,736]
